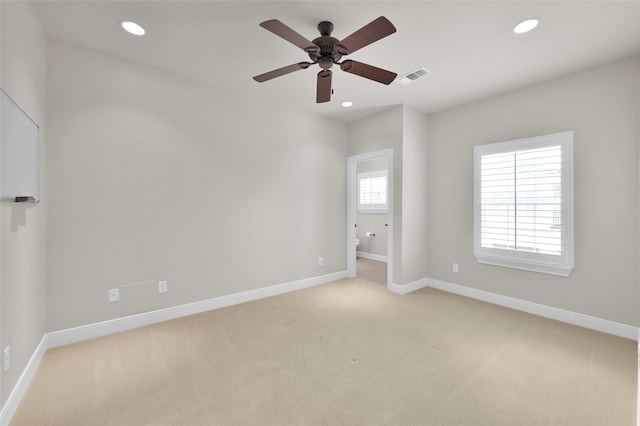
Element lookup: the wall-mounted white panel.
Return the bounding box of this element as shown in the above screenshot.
[1,89,39,202]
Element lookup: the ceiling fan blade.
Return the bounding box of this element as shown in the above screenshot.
[335,16,396,55]
[260,19,319,53]
[340,60,397,85]
[253,62,311,83]
[316,70,332,103]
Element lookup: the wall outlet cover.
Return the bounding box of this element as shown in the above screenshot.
[108,288,120,302]
[158,280,168,294]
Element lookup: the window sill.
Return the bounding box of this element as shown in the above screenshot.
[358,209,388,215]
[475,253,572,277]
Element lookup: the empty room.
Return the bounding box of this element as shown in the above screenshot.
[1,1,639,425]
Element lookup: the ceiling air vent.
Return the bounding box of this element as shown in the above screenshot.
[396,67,432,85]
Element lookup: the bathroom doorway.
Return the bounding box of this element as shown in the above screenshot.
[347,149,393,288]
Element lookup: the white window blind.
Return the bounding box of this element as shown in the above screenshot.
[480,145,562,255]
[358,170,388,212]
[474,131,573,276]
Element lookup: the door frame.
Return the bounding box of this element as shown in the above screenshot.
[346,149,394,288]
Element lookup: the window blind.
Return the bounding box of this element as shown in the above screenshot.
[359,176,387,206]
[480,145,562,256]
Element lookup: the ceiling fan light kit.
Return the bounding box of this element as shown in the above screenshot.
[253,16,398,104]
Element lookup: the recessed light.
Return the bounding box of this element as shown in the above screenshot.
[513,18,539,34]
[341,101,353,108]
[121,21,145,36]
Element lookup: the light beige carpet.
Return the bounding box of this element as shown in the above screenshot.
[11,279,637,425]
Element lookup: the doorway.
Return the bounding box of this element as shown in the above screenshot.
[347,149,393,288]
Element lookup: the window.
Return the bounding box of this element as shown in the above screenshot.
[358,170,388,212]
[473,131,573,276]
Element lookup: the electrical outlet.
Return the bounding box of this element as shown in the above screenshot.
[453,263,459,273]
[318,257,324,267]
[3,346,10,373]
[158,280,168,294]
[108,288,120,302]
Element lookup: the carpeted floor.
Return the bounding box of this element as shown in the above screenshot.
[11,279,637,425]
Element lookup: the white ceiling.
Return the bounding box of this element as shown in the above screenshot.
[32,1,640,123]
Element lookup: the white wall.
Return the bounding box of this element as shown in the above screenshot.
[0,1,48,407]
[427,56,640,326]
[46,39,348,331]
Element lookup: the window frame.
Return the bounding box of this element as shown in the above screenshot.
[473,131,574,276]
[358,169,388,213]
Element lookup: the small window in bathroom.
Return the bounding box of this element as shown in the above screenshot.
[358,170,388,213]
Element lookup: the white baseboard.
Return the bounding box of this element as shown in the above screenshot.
[356,251,388,263]
[48,270,348,348]
[426,278,639,341]
[0,335,47,426]
[388,278,430,295]
[386,276,638,340]
[3,271,636,426]
[0,270,347,425]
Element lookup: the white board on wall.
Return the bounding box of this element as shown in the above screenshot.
[1,89,39,202]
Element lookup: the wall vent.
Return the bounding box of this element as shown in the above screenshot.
[396,67,432,85]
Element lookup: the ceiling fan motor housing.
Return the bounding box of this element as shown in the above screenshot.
[308,21,342,67]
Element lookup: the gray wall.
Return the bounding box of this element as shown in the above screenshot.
[401,106,429,284]
[2,4,639,413]
[0,1,48,408]
[427,56,640,326]
[46,39,348,331]
[347,106,404,283]
[346,104,430,286]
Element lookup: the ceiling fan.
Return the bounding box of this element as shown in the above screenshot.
[253,16,398,103]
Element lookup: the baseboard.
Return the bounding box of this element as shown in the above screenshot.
[356,251,388,263]
[3,272,635,426]
[0,271,347,426]
[426,278,639,341]
[0,335,47,426]
[387,276,638,340]
[388,278,430,295]
[48,270,348,348]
